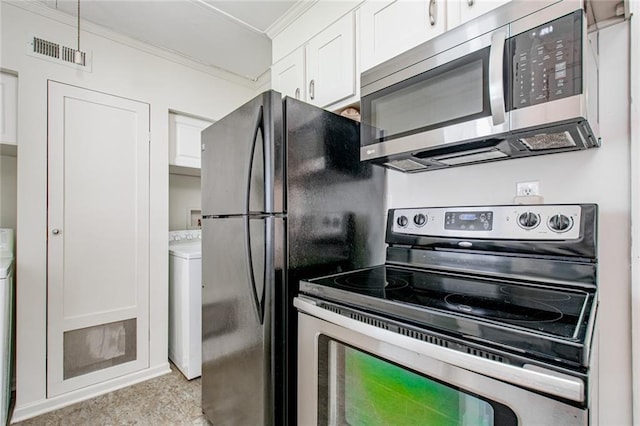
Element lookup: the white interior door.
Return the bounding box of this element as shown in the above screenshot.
[47,81,150,396]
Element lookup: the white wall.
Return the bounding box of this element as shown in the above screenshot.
[385,23,631,424]
[169,174,201,231]
[0,0,256,419]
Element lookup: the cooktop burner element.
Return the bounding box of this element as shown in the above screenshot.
[442,293,564,323]
[307,265,587,339]
[334,268,409,291]
[299,204,598,370]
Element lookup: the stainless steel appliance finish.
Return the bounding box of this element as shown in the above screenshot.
[297,204,598,425]
[360,0,600,172]
[200,91,385,426]
[296,301,588,425]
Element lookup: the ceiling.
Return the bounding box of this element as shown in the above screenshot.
[36,0,628,82]
[38,0,305,81]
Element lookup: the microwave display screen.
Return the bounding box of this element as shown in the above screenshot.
[510,11,582,109]
[370,56,485,141]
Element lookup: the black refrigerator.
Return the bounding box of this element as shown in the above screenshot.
[200,90,385,425]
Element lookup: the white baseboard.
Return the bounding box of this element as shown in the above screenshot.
[10,363,171,423]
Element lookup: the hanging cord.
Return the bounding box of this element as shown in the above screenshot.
[77,0,80,51]
[75,0,82,64]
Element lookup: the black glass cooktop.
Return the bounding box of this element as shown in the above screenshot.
[302,266,593,340]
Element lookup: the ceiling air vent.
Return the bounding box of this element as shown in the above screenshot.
[28,36,92,71]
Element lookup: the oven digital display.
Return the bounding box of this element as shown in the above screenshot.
[445,211,493,231]
[342,345,496,425]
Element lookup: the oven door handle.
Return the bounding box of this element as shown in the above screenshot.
[489,30,507,126]
[294,296,585,403]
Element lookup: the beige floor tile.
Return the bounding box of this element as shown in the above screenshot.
[12,363,208,426]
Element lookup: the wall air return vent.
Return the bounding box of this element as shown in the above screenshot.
[28,36,92,71]
[33,37,59,58]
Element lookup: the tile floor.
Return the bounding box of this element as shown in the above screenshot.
[12,364,209,425]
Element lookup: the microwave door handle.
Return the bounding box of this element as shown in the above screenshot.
[489,31,507,126]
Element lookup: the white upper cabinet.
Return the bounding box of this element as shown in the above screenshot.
[360,0,446,72]
[0,72,17,146]
[447,0,513,29]
[271,48,305,101]
[305,13,357,108]
[169,113,213,170]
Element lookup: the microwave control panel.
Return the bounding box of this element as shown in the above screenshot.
[511,10,582,110]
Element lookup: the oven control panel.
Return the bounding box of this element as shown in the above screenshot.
[392,205,583,240]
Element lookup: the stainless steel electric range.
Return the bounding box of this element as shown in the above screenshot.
[295,204,598,426]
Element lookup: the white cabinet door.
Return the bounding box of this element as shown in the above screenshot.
[448,0,512,29]
[360,0,446,72]
[169,113,212,169]
[271,48,305,101]
[306,13,356,108]
[47,81,150,396]
[0,72,17,145]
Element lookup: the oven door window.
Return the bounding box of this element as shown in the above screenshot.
[318,336,517,426]
[361,48,490,146]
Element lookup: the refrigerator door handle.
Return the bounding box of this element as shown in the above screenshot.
[245,106,264,216]
[243,216,265,324]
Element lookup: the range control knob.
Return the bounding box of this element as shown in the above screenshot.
[413,213,427,227]
[397,215,409,228]
[517,212,540,229]
[548,214,573,233]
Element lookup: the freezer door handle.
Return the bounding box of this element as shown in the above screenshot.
[245,105,265,215]
[243,216,265,324]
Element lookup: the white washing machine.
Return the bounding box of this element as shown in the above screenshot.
[168,230,201,380]
[0,229,14,426]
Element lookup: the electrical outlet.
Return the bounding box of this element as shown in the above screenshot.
[516,181,540,196]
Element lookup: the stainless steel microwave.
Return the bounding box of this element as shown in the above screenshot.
[360,0,600,173]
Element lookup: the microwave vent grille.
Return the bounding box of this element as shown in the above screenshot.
[518,131,577,151]
[384,158,428,172]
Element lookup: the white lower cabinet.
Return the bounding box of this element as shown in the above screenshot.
[169,113,213,170]
[360,0,446,72]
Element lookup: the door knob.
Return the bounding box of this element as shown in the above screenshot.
[51,228,61,235]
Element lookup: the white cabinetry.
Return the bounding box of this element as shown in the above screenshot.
[447,0,512,29]
[169,113,212,170]
[0,73,17,146]
[360,0,446,72]
[271,48,305,101]
[305,13,357,108]
[271,12,357,109]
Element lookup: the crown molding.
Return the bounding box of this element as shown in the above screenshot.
[265,0,319,39]
[4,0,263,88]
[190,0,266,36]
